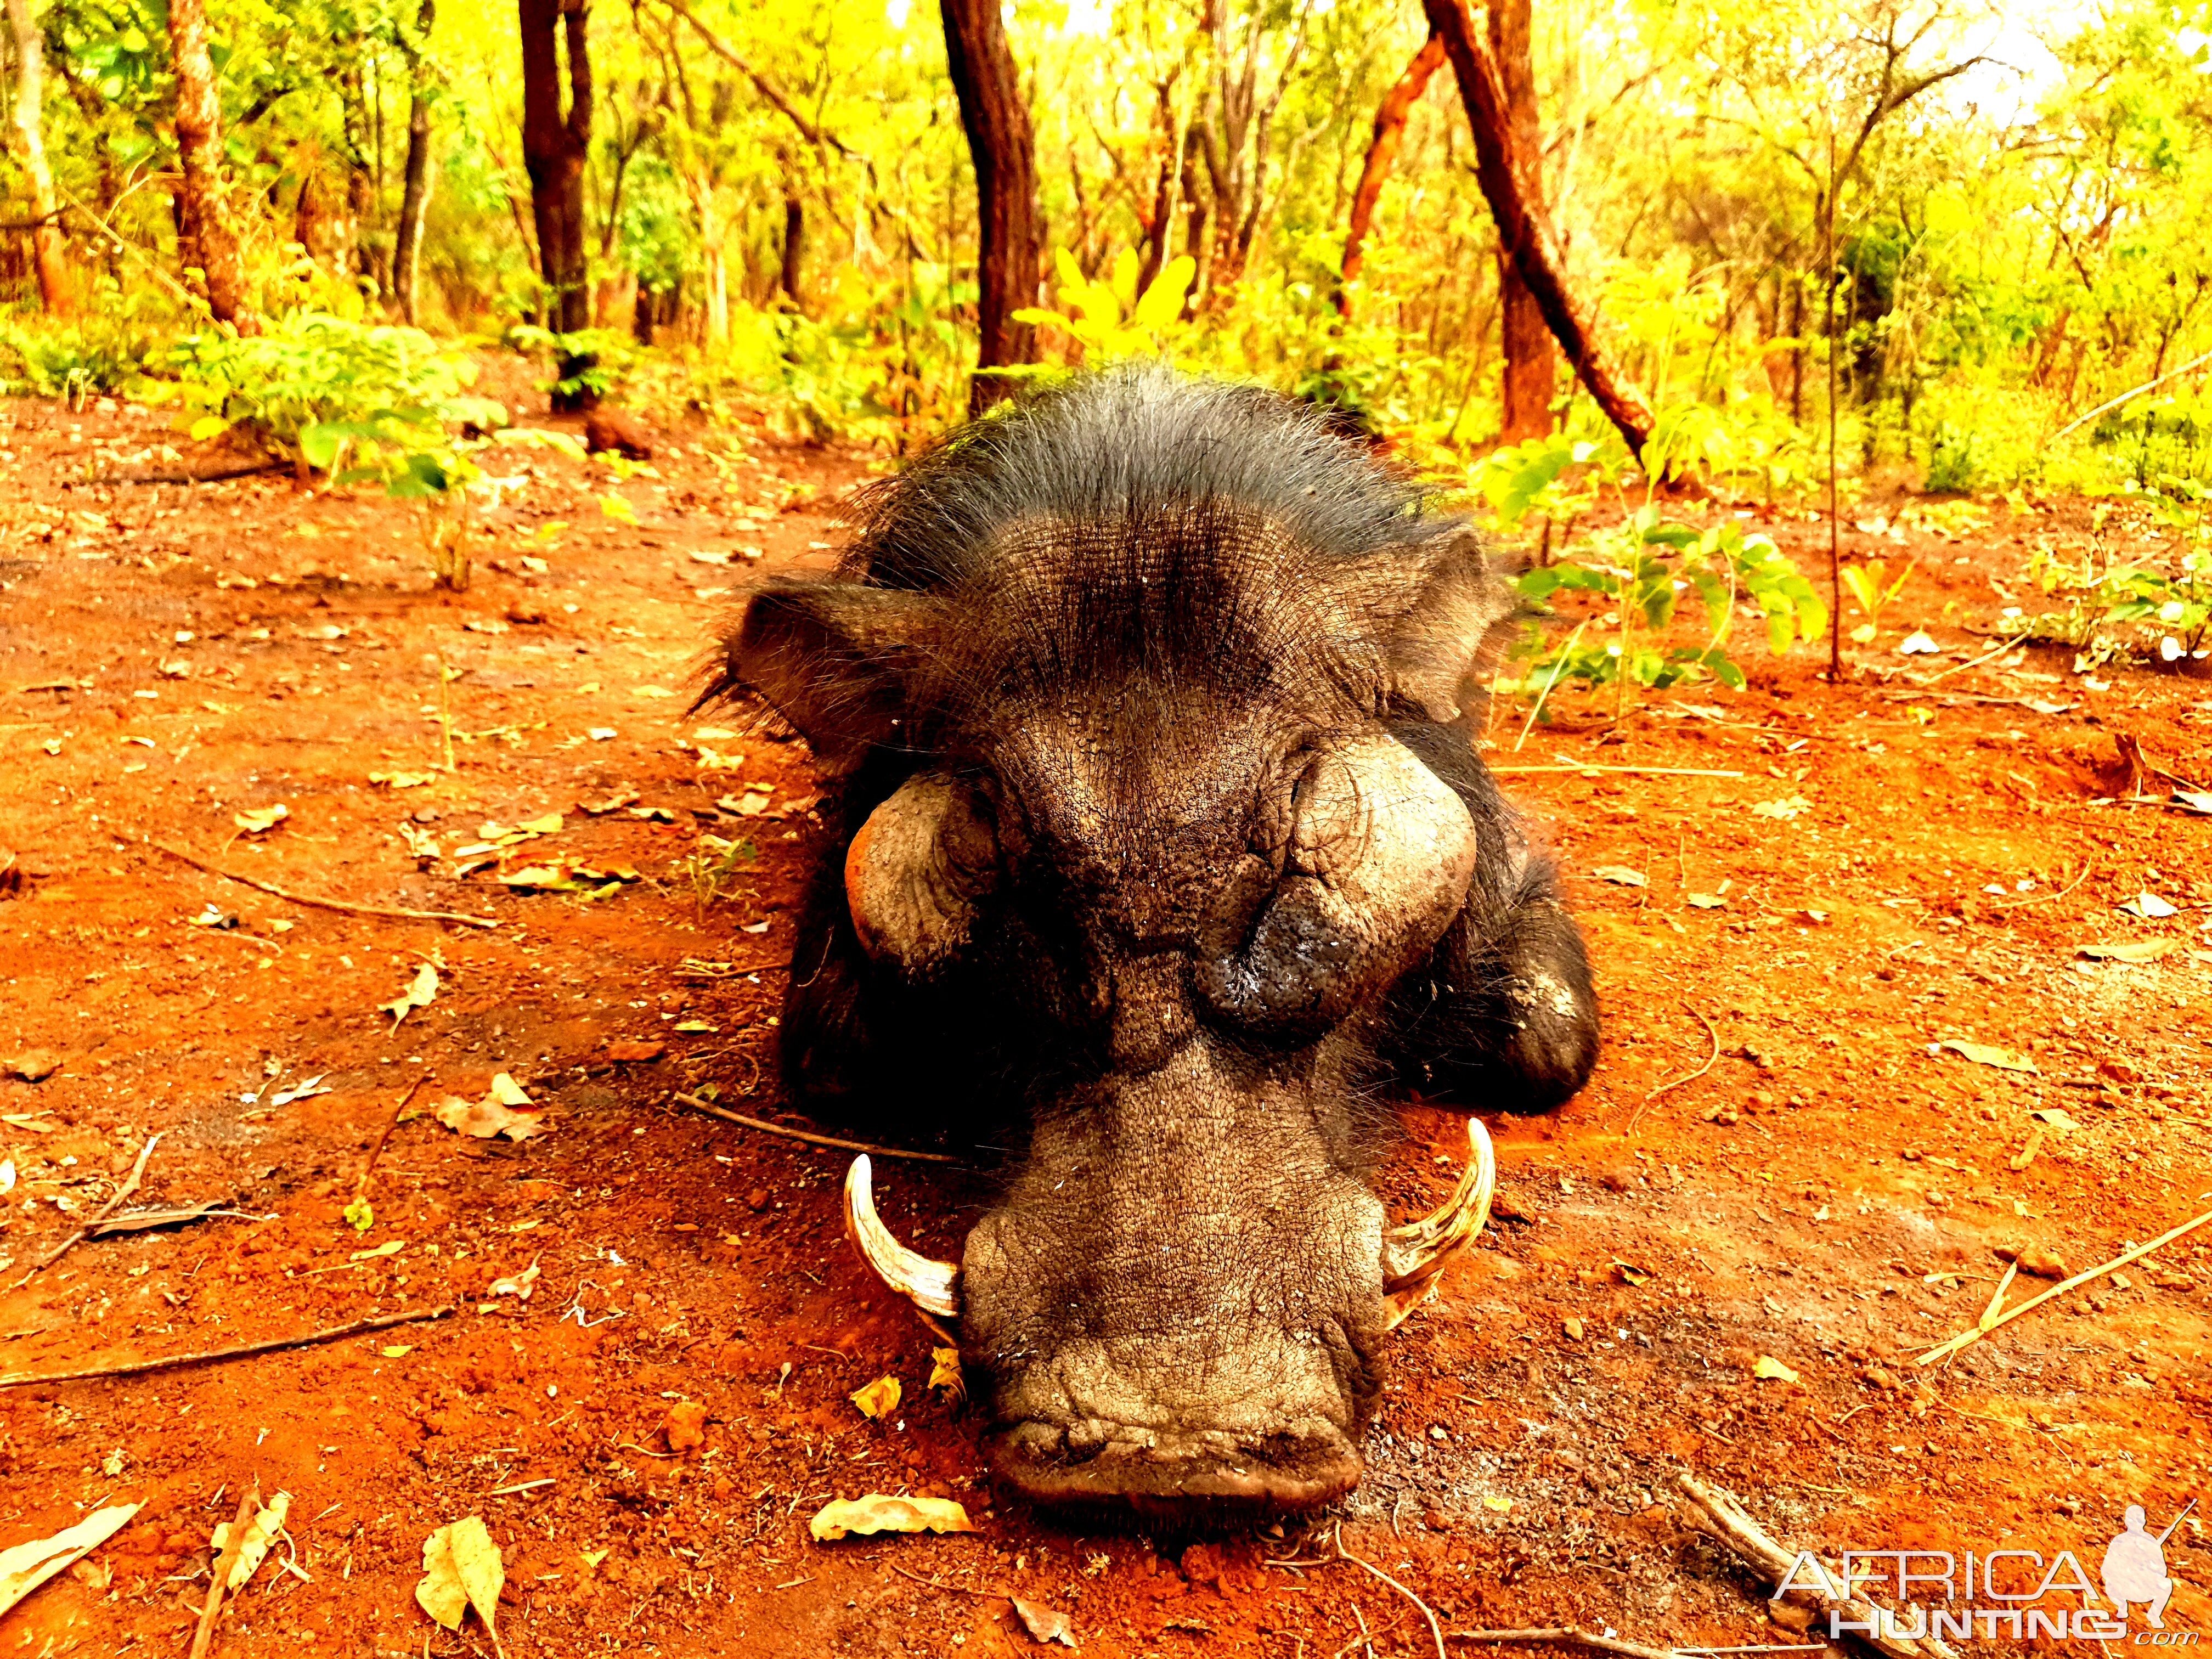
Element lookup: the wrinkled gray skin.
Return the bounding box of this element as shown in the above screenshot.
[700,369,1598,1522]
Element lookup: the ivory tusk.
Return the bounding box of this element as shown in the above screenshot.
[843,1155,962,1335]
[1380,1116,1497,1329]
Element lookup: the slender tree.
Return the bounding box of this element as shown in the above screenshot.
[1422,0,1651,460]
[1488,0,1555,443]
[520,0,594,404]
[4,0,72,317]
[939,0,1041,414]
[167,0,252,327]
[1336,31,1443,319]
[393,0,438,325]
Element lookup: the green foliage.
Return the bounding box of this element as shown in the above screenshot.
[1012,249,1200,373]
[1507,504,1827,704]
[1839,556,1916,644]
[2021,482,2212,666]
[673,834,760,919]
[0,321,152,402]
[504,324,640,403]
[142,312,500,468]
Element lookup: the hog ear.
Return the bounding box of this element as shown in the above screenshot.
[1360,529,1512,726]
[696,579,944,772]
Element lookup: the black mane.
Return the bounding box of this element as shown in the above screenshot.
[839,365,1457,592]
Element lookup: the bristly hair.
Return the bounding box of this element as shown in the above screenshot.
[838,364,1458,592]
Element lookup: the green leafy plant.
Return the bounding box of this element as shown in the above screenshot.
[142,312,501,470]
[673,834,760,923]
[300,420,582,591]
[1509,508,1827,709]
[1839,556,1917,644]
[1011,248,1199,374]
[504,324,639,404]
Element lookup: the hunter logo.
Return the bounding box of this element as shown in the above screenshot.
[1771,1500,2199,1644]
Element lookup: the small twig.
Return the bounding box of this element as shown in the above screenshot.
[0,1306,454,1389]
[1679,1475,1962,1659]
[671,1092,962,1164]
[1488,764,1745,778]
[1630,1002,1720,1133]
[887,1562,1007,1598]
[1336,1522,1445,1659]
[1514,620,1588,754]
[189,1487,259,1659]
[1915,633,2029,687]
[107,464,289,487]
[355,1075,431,1202]
[14,1133,162,1287]
[127,834,498,929]
[1990,855,2094,909]
[1917,1203,2212,1366]
[1449,1628,1680,1659]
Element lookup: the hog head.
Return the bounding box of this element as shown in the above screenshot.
[704,373,1565,1521]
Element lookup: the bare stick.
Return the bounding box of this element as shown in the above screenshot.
[2051,345,2212,443]
[355,1075,430,1203]
[189,1486,258,1659]
[672,1092,962,1164]
[1916,633,2030,688]
[1336,1522,1446,1659]
[1488,764,1745,778]
[0,1306,454,1390]
[1916,1203,2212,1365]
[13,1132,161,1287]
[1514,619,1587,754]
[1450,1628,1681,1659]
[126,834,498,928]
[1630,1003,1719,1134]
[1679,1475,1962,1659]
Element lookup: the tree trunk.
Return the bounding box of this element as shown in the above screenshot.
[519,0,594,404]
[939,0,1040,415]
[5,0,72,317]
[1337,31,1443,320]
[393,0,436,325]
[1487,0,1555,443]
[780,190,805,312]
[168,0,252,327]
[1422,0,1651,461]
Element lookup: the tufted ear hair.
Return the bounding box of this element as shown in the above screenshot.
[694,578,946,774]
[1329,528,1511,725]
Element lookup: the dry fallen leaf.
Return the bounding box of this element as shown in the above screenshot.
[809,1494,977,1542]
[0,1504,141,1618]
[1592,866,1647,887]
[369,770,435,788]
[382,962,439,1029]
[488,1259,541,1300]
[1938,1038,2038,1075]
[2119,891,2178,919]
[850,1375,902,1419]
[415,1516,503,1643]
[487,1073,532,1107]
[1013,1598,1078,1647]
[1752,1355,1802,1383]
[233,804,289,834]
[2076,939,2179,963]
[433,1093,546,1142]
[210,1491,290,1591]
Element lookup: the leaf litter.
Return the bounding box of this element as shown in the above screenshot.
[809,1494,977,1541]
[415,1515,505,1652]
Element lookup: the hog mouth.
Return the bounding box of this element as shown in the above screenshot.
[841,1118,1496,1515]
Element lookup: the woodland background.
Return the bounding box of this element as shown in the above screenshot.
[1,0,2210,606]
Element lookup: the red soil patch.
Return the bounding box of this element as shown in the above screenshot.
[1,393,2207,1655]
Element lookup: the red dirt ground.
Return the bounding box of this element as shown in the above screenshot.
[1,387,2208,1658]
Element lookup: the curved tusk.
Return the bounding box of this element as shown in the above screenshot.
[1380,1116,1496,1329]
[844,1155,962,1335]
